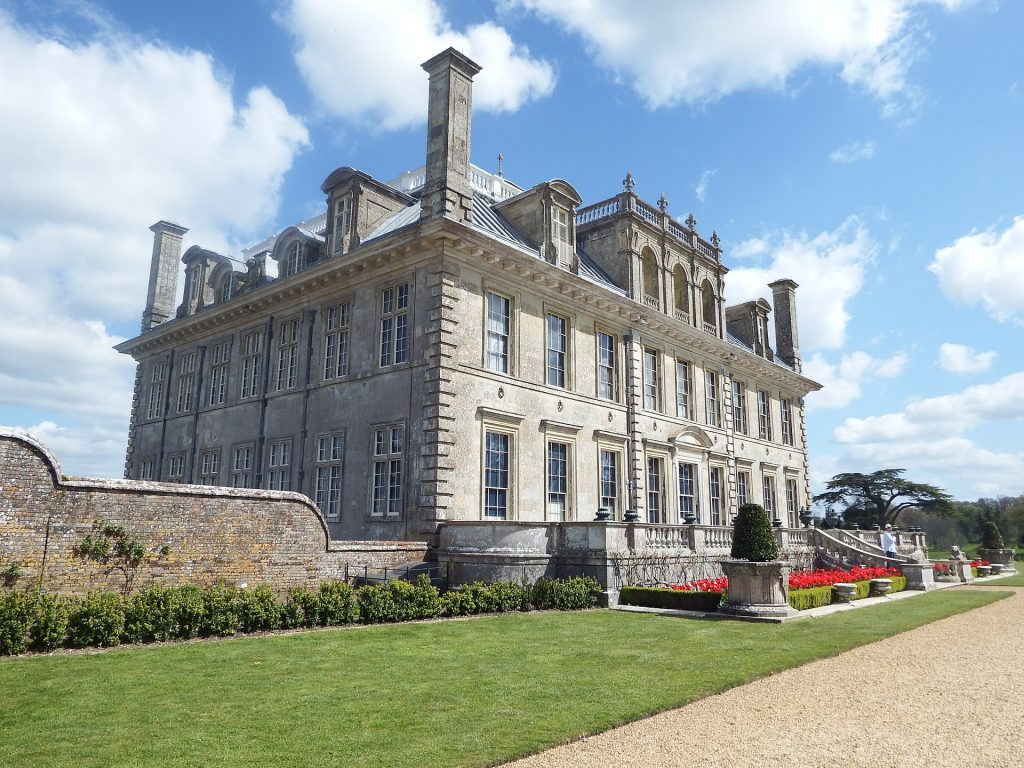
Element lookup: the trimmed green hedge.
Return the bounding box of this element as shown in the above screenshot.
[618,586,722,612]
[788,586,833,611]
[0,575,602,656]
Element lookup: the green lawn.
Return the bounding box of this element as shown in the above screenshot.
[0,590,1010,768]
[983,571,1024,587]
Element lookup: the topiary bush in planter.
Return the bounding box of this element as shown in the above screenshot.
[730,503,780,562]
[982,519,1004,550]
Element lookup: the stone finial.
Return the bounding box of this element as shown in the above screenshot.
[497,152,504,178]
[685,212,697,231]
[711,230,721,248]
[657,193,668,213]
[623,171,634,192]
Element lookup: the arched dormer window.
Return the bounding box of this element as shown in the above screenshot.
[641,248,659,309]
[673,265,689,322]
[284,241,303,277]
[220,274,235,303]
[701,279,717,334]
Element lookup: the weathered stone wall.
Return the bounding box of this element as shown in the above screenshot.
[0,429,426,595]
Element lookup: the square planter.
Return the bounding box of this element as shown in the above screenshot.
[720,560,795,618]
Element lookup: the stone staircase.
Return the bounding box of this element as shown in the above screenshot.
[811,527,914,569]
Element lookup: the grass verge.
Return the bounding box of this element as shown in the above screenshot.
[982,571,1024,587]
[0,589,1009,768]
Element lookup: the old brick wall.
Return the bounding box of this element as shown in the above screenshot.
[0,429,426,595]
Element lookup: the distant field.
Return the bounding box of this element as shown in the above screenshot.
[0,589,1009,768]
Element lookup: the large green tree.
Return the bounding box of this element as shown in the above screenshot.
[814,469,953,529]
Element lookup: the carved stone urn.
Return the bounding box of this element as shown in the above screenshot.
[720,560,795,619]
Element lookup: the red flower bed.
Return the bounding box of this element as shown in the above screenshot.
[671,567,901,594]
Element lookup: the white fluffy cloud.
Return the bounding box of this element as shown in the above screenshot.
[938,342,996,374]
[803,351,906,410]
[280,0,555,130]
[0,10,308,477]
[929,216,1024,324]
[506,0,968,114]
[830,139,876,164]
[726,218,877,351]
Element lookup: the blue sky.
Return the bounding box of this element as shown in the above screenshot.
[1,0,1022,502]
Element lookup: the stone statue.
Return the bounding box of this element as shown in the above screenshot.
[949,544,967,561]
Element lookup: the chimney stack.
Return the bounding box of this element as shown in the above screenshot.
[769,279,801,372]
[420,47,482,224]
[142,220,188,331]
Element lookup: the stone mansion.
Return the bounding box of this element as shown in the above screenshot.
[117,48,822,558]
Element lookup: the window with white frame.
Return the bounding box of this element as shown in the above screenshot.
[323,302,351,380]
[140,459,155,481]
[709,466,724,526]
[199,450,220,485]
[676,360,692,419]
[208,341,231,406]
[552,206,570,244]
[596,331,616,400]
[546,441,570,521]
[486,292,511,374]
[737,470,750,508]
[705,370,720,427]
[232,445,253,488]
[175,351,197,414]
[546,313,567,388]
[598,448,620,515]
[678,462,698,522]
[643,349,660,411]
[371,424,404,518]
[333,195,352,253]
[647,456,665,524]
[284,241,303,277]
[315,434,344,520]
[146,360,167,420]
[483,430,512,519]
[733,380,748,434]
[267,440,291,491]
[379,283,409,367]
[781,398,794,446]
[276,318,300,391]
[785,477,799,521]
[757,389,773,441]
[762,474,777,517]
[240,330,264,399]
[167,453,185,481]
[220,275,234,303]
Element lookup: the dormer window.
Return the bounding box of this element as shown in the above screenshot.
[187,267,201,301]
[285,241,303,276]
[552,206,570,244]
[333,195,352,254]
[220,274,234,303]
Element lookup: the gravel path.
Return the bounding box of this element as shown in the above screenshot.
[503,586,1023,768]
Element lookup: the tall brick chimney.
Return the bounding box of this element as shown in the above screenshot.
[769,278,801,372]
[420,48,481,224]
[142,220,188,331]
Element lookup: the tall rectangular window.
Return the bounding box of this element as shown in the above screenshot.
[678,462,697,522]
[372,424,404,518]
[240,330,264,399]
[546,441,569,521]
[546,313,567,387]
[675,360,692,419]
[483,431,511,519]
[758,389,773,441]
[732,381,747,434]
[786,477,799,521]
[643,349,660,411]
[199,450,220,486]
[762,475,777,517]
[175,352,196,414]
[781,398,794,446]
[596,331,616,400]
[705,370,720,427]
[737,470,750,508]
[315,434,344,520]
[167,453,185,481]
[379,283,409,367]
[208,342,231,406]
[323,302,351,380]
[276,318,300,391]
[552,207,570,243]
[232,446,253,488]
[267,440,291,491]
[647,457,664,524]
[333,195,351,253]
[486,292,511,373]
[599,449,619,514]
[284,241,303,276]
[140,459,155,481]
[146,361,167,419]
[709,467,723,526]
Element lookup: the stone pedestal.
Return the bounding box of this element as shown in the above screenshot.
[833,583,857,602]
[953,559,974,583]
[979,548,1016,573]
[870,578,893,596]
[901,562,935,591]
[720,560,795,618]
